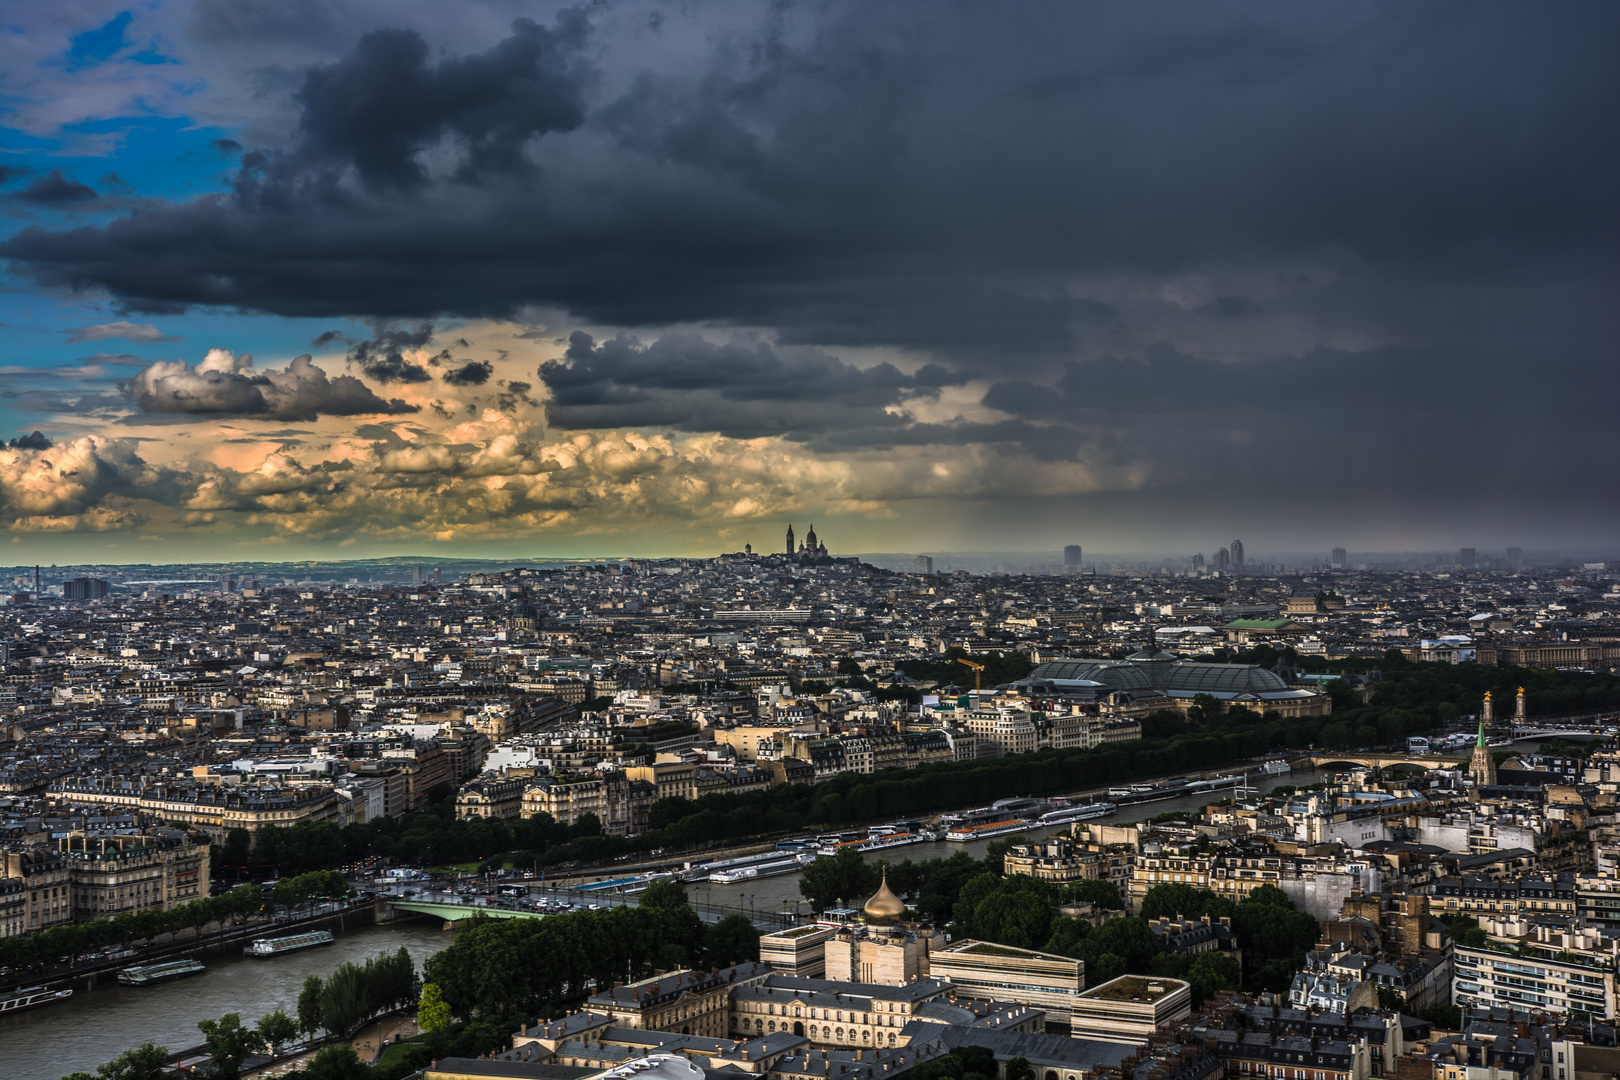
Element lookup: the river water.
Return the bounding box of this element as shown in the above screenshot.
[2,920,457,1080]
[691,767,1334,919]
[15,742,1551,1079]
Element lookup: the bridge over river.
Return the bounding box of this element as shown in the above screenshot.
[1304,752,1469,771]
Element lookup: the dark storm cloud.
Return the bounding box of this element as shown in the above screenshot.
[8,431,52,450]
[15,169,97,205]
[540,331,917,438]
[347,323,434,383]
[442,360,493,386]
[1201,296,1265,318]
[4,2,1614,347]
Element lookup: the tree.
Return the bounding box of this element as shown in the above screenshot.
[1376,986,1406,1011]
[1080,916,1160,974]
[197,1013,259,1080]
[953,874,1057,950]
[1418,1002,1462,1030]
[1090,952,1127,984]
[983,834,1032,875]
[221,828,253,876]
[321,962,367,1039]
[296,1045,373,1080]
[1140,883,1228,920]
[1044,916,1090,958]
[799,847,881,911]
[70,1042,170,1080]
[257,1010,299,1056]
[640,879,689,911]
[1187,693,1222,726]
[1064,878,1123,910]
[418,983,452,1034]
[1232,885,1319,970]
[297,975,325,1040]
[704,914,762,966]
[1187,951,1241,1005]
[1005,1058,1035,1080]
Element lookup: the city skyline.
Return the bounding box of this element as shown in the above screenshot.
[2,3,1617,560]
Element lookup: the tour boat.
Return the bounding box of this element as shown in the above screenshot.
[815,831,925,857]
[244,929,335,957]
[680,850,813,882]
[117,959,207,985]
[1261,759,1292,775]
[711,856,806,884]
[0,985,72,1014]
[945,819,1032,842]
[1038,802,1118,825]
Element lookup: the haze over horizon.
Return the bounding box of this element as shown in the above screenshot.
[2,2,1617,561]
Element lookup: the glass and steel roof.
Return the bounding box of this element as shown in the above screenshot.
[1026,658,1295,697]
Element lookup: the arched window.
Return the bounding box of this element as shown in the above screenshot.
[837,1028,845,1040]
[768,1021,776,1033]
[863,1031,870,1042]
[1046,1071,1059,1080]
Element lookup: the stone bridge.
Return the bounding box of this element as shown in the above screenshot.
[1305,753,1469,772]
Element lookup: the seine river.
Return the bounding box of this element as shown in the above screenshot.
[3,921,457,1080]
[20,750,1518,1080]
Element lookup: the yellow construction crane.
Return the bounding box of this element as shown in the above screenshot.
[956,657,986,691]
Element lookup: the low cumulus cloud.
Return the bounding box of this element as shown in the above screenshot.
[127,348,418,420]
[0,434,173,526]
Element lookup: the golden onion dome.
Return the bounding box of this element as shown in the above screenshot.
[863,872,905,925]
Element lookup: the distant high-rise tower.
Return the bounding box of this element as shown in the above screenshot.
[913,555,933,574]
[1506,546,1524,569]
[411,565,424,586]
[1331,547,1347,568]
[1064,545,1083,568]
[785,524,796,555]
[1192,553,1205,569]
[1459,548,1477,569]
[1214,548,1231,571]
[63,577,109,601]
[1229,540,1244,570]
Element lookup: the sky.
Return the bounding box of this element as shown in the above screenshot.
[1,1,1617,563]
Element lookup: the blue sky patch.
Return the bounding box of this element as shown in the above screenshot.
[68,11,133,66]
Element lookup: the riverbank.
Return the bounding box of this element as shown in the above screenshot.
[7,900,397,999]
